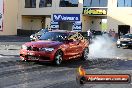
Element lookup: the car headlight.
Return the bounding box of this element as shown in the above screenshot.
[117,40,121,44]
[39,48,54,52]
[21,45,27,50]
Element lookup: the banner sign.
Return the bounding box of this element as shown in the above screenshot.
[83,8,107,15]
[50,21,59,30]
[76,66,131,85]
[0,0,4,31]
[53,14,80,21]
[72,21,82,31]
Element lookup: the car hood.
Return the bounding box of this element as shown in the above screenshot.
[24,40,63,48]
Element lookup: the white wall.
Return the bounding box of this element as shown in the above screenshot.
[107,0,132,33]
[18,0,83,31]
[0,0,18,35]
[22,16,42,30]
[20,0,83,15]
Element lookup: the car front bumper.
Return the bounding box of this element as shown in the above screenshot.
[20,49,55,62]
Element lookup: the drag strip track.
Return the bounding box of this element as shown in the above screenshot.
[0,57,132,88]
[0,58,76,88]
[43,80,77,88]
[0,35,132,88]
[0,58,130,78]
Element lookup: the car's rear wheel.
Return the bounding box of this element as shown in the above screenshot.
[54,50,63,65]
[81,47,89,61]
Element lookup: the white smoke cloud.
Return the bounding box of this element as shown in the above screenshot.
[89,34,117,59]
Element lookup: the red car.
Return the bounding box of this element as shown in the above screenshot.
[20,30,89,65]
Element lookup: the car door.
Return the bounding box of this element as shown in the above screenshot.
[77,33,86,54]
[65,33,80,59]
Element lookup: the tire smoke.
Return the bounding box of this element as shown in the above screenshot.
[89,34,117,59]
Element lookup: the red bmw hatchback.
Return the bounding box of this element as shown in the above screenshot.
[20,30,89,65]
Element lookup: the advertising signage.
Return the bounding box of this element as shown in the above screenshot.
[72,21,82,31]
[53,14,80,21]
[0,0,4,31]
[50,21,59,30]
[83,8,107,16]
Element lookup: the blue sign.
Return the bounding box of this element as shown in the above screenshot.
[72,21,82,31]
[50,21,59,29]
[53,14,80,21]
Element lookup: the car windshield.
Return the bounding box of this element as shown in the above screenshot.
[39,32,68,42]
[37,29,48,34]
[123,34,132,38]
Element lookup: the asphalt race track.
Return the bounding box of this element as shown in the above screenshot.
[0,36,132,88]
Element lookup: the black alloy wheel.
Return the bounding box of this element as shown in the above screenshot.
[54,50,63,65]
[81,47,89,61]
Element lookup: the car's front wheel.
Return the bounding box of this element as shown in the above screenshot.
[81,47,89,61]
[54,50,63,65]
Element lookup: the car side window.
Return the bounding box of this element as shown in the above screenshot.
[68,33,78,41]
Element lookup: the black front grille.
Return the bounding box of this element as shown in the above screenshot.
[27,46,32,50]
[32,47,39,51]
[27,46,39,51]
